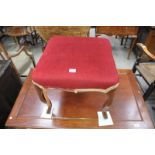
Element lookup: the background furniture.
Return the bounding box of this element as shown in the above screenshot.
[6,70,154,129]
[0,42,36,76]
[95,26,139,59]
[4,26,36,46]
[135,27,155,57]
[0,60,22,127]
[133,43,155,100]
[34,26,90,47]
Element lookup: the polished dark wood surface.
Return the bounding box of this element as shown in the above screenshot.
[96,26,139,36]
[6,69,154,128]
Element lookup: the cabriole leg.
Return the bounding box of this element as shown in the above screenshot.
[33,82,52,114]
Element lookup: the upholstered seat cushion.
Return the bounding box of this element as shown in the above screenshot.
[32,36,119,91]
[136,63,155,85]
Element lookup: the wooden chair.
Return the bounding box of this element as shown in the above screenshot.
[0,42,36,76]
[132,43,155,100]
[34,26,90,46]
[4,26,36,46]
[95,26,139,59]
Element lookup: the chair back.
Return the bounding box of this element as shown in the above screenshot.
[137,43,155,61]
[35,26,90,42]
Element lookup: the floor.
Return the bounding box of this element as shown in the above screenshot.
[1,28,155,127]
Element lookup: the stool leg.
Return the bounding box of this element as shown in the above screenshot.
[33,82,52,114]
[102,90,115,118]
[42,88,52,113]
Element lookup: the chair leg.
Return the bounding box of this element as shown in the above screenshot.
[143,82,155,100]
[14,37,20,45]
[152,106,155,110]
[0,52,6,60]
[22,47,36,67]
[132,63,137,73]
[31,30,38,45]
[120,37,124,45]
[132,57,141,73]
[124,35,129,48]
[30,55,36,67]
[26,49,36,67]
[127,37,137,59]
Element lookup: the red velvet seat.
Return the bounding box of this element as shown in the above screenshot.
[32,36,119,91]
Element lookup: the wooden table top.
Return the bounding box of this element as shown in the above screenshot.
[6,69,154,129]
[96,26,139,36]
